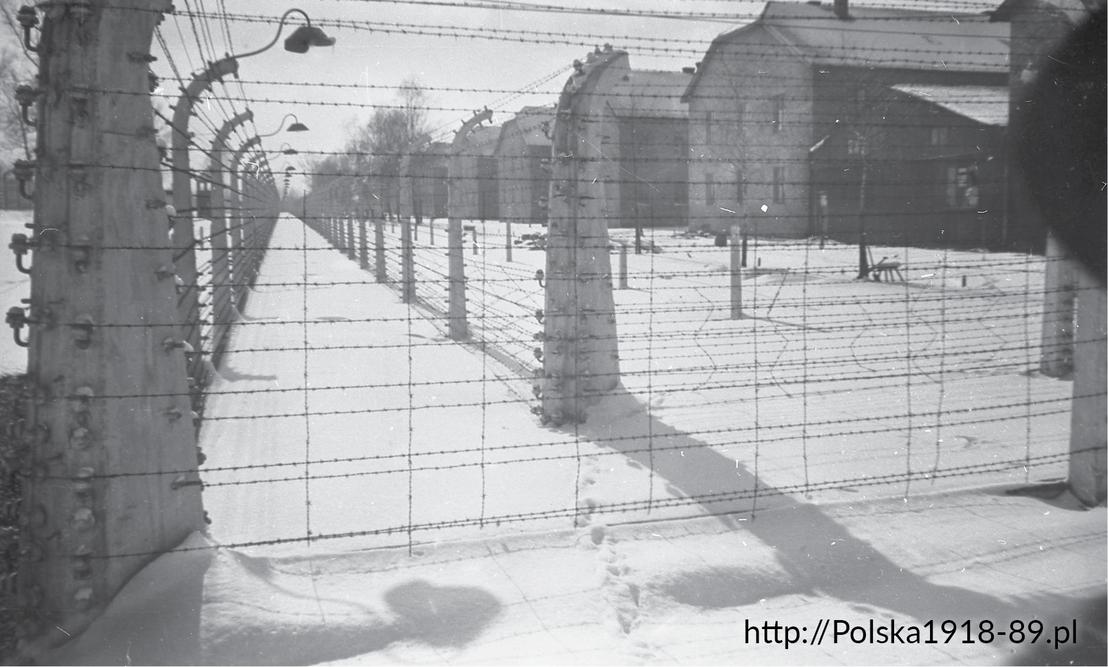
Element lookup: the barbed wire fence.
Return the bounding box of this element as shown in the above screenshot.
[1,0,1104,659]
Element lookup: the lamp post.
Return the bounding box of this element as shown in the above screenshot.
[168,9,334,385]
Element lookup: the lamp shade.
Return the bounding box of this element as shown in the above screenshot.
[284,25,336,54]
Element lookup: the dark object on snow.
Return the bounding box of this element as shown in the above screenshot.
[714,231,728,247]
[1014,6,1106,285]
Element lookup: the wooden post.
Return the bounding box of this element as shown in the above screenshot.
[401,217,415,303]
[17,1,202,646]
[374,219,386,283]
[730,226,743,319]
[346,215,356,261]
[506,221,513,262]
[358,218,369,271]
[1069,269,1107,504]
[618,241,628,289]
[447,217,467,339]
[1040,229,1075,377]
[540,48,624,425]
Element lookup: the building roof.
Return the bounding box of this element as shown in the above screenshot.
[464,125,502,157]
[608,70,691,118]
[495,106,555,155]
[890,84,1010,125]
[684,1,1011,100]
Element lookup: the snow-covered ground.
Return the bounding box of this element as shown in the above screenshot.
[29,213,1107,664]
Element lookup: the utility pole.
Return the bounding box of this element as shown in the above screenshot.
[12,1,202,648]
[540,47,624,425]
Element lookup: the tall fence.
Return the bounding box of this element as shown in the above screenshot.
[1,2,1104,659]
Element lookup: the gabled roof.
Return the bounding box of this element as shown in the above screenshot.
[684,1,1010,101]
[890,84,1010,126]
[609,70,691,118]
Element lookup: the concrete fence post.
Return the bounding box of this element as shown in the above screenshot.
[731,225,743,319]
[374,219,387,283]
[540,48,624,425]
[1068,270,1107,505]
[506,221,513,263]
[446,109,491,340]
[1040,229,1076,377]
[14,0,202,646]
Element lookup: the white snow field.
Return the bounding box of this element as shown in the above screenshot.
[39,214,1107,664]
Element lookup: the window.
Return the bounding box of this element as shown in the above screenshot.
[930,126,949,147]
[772,166,786,203]
[847,135,866,156]
[944,165,979,209]
[705,111,713,144]
[772,95,785,133]
[706,174,716,206]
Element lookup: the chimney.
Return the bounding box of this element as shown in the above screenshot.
[834,0,849,19]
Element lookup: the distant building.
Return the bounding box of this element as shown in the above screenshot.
[400,143,449,220]
[453,125,501,221]
[810,85,1008,247]
[609,70,691,229]
[494,106,554,227]
[561,54,690,229]
[682,0,1010,245]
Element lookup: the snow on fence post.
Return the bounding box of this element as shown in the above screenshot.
[731,225,743,319]
[1040,229,1075,377]
[374,218,387,283]
[401,216,415,303]
[446,108,492,340]
[539,47,624,426]
[14,1,203,648]
[358,217,369,271]
[1068,270,1107,505]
